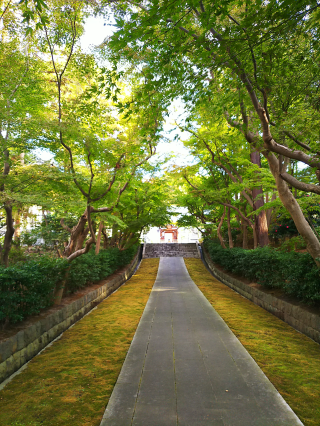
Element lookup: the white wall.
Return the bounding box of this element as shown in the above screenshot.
[142,227,201,243]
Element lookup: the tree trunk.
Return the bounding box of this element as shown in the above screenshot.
[250,149,269,247]
[266,152,320,266]
[254,207,269,247]
[242,217,248,249]
[0,205,15,267]
[54,266,71,305]
[102,228,109,248]
[227,206,233,248]
[266,193,276,228]
[0,149,14,267]
[63,209,90,257]
[14,212,21,242]
[217,206,226,249]
[95,221,104,254]
[74,226,90,252]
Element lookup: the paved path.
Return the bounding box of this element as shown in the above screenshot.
[101,258,303,426]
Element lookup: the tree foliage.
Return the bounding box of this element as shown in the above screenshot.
[2,0,320,275]
[103,0,320,265]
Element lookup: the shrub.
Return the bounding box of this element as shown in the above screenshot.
[204,239,320,304]
[277,236,307,252]
[269,218,298,238]
[0,245,138,326]
[0,257,68,326]
[66,245,138,293]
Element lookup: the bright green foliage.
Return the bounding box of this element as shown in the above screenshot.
[174,120,276,233]
[104,0,320,262]
[104,176,173,249]
[0,0,171,265]
[20,214,75,249]
[205,240,320,303]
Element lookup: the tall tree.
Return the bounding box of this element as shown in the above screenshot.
[0,2,52,265]
[105,0,320,264]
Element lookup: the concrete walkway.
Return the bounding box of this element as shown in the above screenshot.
[100,258,303,426]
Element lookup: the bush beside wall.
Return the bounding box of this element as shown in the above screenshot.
[204,240,320,304]
[0,247,142,385]
[0,246,138,326]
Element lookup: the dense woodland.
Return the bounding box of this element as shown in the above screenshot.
[1,0,320,322]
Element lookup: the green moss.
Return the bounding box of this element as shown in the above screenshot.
[184,258,320,426]
[0,259,159,426]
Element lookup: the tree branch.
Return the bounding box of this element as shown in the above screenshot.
[66,236,94,262]
[60,218,71,233]
[282,130,317,153]
[221,202,254,228]
[264,136,320,168]
[280,173,320,195]
[0,0,11,22]
[85,205,96,243]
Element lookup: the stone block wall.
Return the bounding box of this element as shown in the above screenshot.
[143,243,200,258]
[0,248,141,385]
[202,248,320,344]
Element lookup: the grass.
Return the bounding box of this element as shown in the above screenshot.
[184,258,320,426]
[0,258,159,426]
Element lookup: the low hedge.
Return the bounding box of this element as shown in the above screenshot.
[204,240,320,304]
[0,245,138,326]
[65,246,137,293]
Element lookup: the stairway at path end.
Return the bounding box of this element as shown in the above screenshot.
[143,243,200,258]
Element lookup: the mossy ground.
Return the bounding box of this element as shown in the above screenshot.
[184,258,320,426]
[0,259,159,426]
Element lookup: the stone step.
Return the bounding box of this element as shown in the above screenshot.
[143,243,200,258]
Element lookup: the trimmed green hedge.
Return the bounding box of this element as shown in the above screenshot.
[0,246,138,326]
[204,240,320,304]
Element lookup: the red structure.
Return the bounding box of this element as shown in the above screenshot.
[160,225,178,243]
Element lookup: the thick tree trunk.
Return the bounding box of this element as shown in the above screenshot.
[250,150,269,247]
[267,152,320,266]
[61,208,96,261]
[63,209,91,257]
[227,207,233,248]
[254,207,269,247]
[0,205,15,267]
[74,226,89,251]
[217,207,226,249]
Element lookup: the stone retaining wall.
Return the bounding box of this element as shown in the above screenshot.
[143,243,199,258]
[202,247,320,344]
[0,248,142,385]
